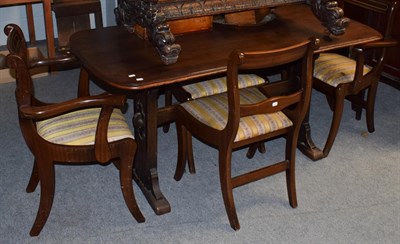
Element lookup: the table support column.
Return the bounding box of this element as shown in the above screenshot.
[297,107,325,161]
[132,89,171,215]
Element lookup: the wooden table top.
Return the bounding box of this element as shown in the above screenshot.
[70,3,382,92]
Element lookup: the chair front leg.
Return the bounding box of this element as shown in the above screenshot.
[29,159,55,236]
[118,142,145,223]
[186,131,195,174]
[246,142,266,159]
[174,122,188,181]
[322,92,346,157]
[285,132,298,208]
[78,68,90,97]
[350,90,365,120]
[246,143,258,159]
[325,94,335,111]
[163,91,173,133]
[26,160,39,193]
[366,83,378,133]
[218,146,240,230]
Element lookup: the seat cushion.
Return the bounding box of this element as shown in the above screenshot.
[36,108,134,145]
[180,87,293,142]
[313,53,371,87]
[182,74,266,99]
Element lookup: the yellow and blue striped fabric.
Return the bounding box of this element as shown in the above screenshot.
[181,87,293,142]
[182,74,266,99]
[36,108,134,145]
[314,53,371,87]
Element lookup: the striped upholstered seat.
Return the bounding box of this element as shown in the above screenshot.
[182,74,266,99]
[37,108,133,145]
[180,87,293,142]
[313,53,371,87]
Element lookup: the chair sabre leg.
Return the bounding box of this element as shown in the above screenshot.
[351,90,365,120]
[119,145,145,223]
[219,149,240,230]
[366,85,377,133]
[174,123,187,181]
[322,94,345,157]
[30,161,55,236]
[163,91,173,133]
[246,142,266,159]
[286,136,297,208]
[26,160,39,193]
[187,133,196,174]
[246,143,258,159]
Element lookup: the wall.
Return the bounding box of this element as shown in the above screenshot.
[0,0,117,46]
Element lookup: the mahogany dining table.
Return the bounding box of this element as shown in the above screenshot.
[70,3,382,216]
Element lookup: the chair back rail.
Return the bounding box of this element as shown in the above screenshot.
[226,38,320,135]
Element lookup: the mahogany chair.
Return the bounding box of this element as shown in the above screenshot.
[165,73,269,158]
[173,38,319,230]
[312,0,398,157]
[4,24,144,236]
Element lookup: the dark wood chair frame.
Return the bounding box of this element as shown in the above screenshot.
[4,23,144,236]
[163,72,275,159]
[312,0,399,157]
[173,37,320,230]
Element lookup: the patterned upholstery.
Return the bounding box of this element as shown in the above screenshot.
[181,87,293,142]
[182,74,266,99]
[37,108,133,145]
[314,53,371,87]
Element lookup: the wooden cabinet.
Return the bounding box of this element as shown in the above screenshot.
[339,0,400,89]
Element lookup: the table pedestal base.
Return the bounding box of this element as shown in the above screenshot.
[132,89,171,215]
[298,121,325,161]
[133,170,170,215]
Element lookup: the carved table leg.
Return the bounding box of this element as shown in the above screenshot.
[114,0,181,65]
[132,89,171,215]
[309,0,349,36]
[297,108,325,161]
